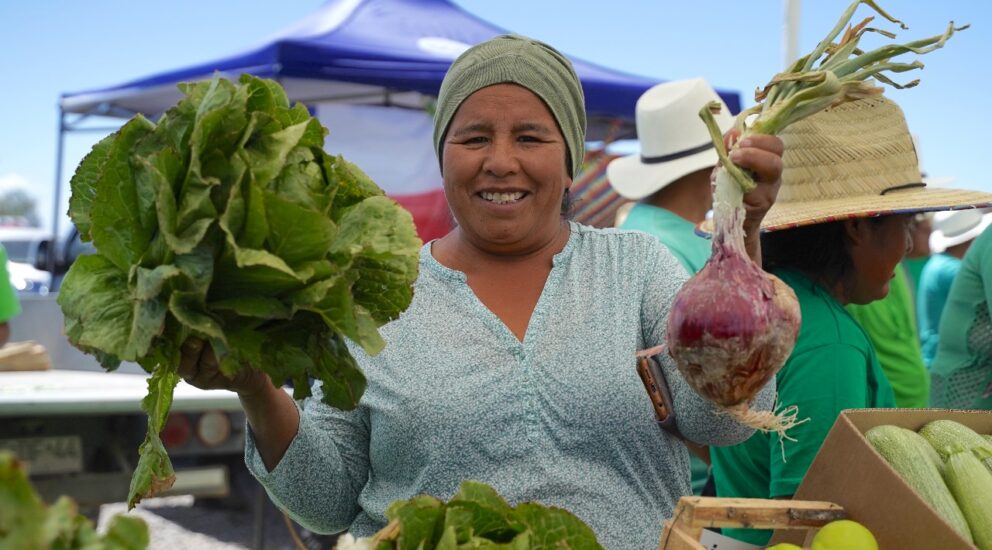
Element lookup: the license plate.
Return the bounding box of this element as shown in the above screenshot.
[0,435,83,475]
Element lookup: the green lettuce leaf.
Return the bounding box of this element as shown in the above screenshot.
[324,155,385,216]
[512,504,602,550]
[87,116,157,271]
[379,481,603,550]
[68,132,116,242]
[270,146,333,213]
[0,451,149,549]
[332,196,420,324]
[306,328,367,410]
[445,483,519,543]
[264,190,337,264]
[59,74,421,507]
[127,363,180,509]
[101,514,152,549]
[58,254,166,362]
[391,495,445,550]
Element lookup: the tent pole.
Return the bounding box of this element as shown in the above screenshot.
[783,0,801,69]
[50,106,66,276]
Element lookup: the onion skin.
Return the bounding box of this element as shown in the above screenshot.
[665,172,801,409]
[666,236,800,406]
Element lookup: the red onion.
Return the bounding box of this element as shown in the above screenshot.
[666,169,802,434]
[659,0,967,434]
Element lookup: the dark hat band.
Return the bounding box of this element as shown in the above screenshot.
[640,142,714,165]
[880,182,926,195]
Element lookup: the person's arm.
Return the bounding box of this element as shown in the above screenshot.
[178,339,371,534]
[239,379,300,471]
[724,133,785,265]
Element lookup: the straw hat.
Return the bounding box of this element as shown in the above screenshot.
[929,209,992,253]
[752,96,992,232]
[607,78,733,200]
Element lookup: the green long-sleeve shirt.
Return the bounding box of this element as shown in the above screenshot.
[931,228,992,409]
[846,266,929,407]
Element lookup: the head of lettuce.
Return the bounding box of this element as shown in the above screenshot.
[57,75,421,507]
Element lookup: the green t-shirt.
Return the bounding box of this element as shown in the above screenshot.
[917,253,962,368]
[931,229,992,409]
[619,203,710,274]
[711,269,896,546]
[902,256,930,298]
[0,245,20,322]
[846,266,929,407]
[620,203,711,495]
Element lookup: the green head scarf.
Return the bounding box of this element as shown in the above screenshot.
[433,34,587,177]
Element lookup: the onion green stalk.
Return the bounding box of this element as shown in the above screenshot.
[701,0,967,195]
[670,1,966,437]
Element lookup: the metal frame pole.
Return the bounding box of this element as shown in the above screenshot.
[783,0,802,69]
[50,106,66,276]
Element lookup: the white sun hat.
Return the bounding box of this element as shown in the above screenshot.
[929,208,992,253]
[607,78,734,200]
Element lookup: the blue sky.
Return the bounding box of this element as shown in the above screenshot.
[1,0,989,234]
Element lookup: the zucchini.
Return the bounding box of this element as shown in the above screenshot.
[944,445,992,550]
[920,419,992,475]
[866,425,972,543]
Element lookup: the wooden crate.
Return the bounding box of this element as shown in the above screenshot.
[659,496,848,549]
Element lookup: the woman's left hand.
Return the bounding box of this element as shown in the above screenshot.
[730,134,784,225]
[724,131,784,262]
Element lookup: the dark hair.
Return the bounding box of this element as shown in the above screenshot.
[761,218,883,290]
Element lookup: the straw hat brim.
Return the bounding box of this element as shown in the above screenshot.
[607,147,718,200]
[697,186,992,236]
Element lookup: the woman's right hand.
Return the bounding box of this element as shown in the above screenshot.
[177,338,273,398]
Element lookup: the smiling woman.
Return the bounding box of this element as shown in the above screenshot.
[442,85,569,236]
[434,85,572,279]
[176,33,788,550]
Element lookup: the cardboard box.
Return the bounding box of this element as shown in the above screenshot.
[771,408,991,549]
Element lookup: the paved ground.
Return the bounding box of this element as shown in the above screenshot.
[97,494,341,550]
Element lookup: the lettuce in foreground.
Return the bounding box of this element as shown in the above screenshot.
[343,481,603,550]
[0,451,149,549]
[59,75,421,507]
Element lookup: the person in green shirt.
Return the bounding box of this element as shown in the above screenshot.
[918,209,992,368]
[708,96,992,547]
[931,224,992,410]
[846,266,930,407]
[607,78,732,275]
[902,212,933,298]
[607,78,733,495]
[0,244,21,347]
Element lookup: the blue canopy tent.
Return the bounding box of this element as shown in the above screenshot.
[56,0,741,238]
